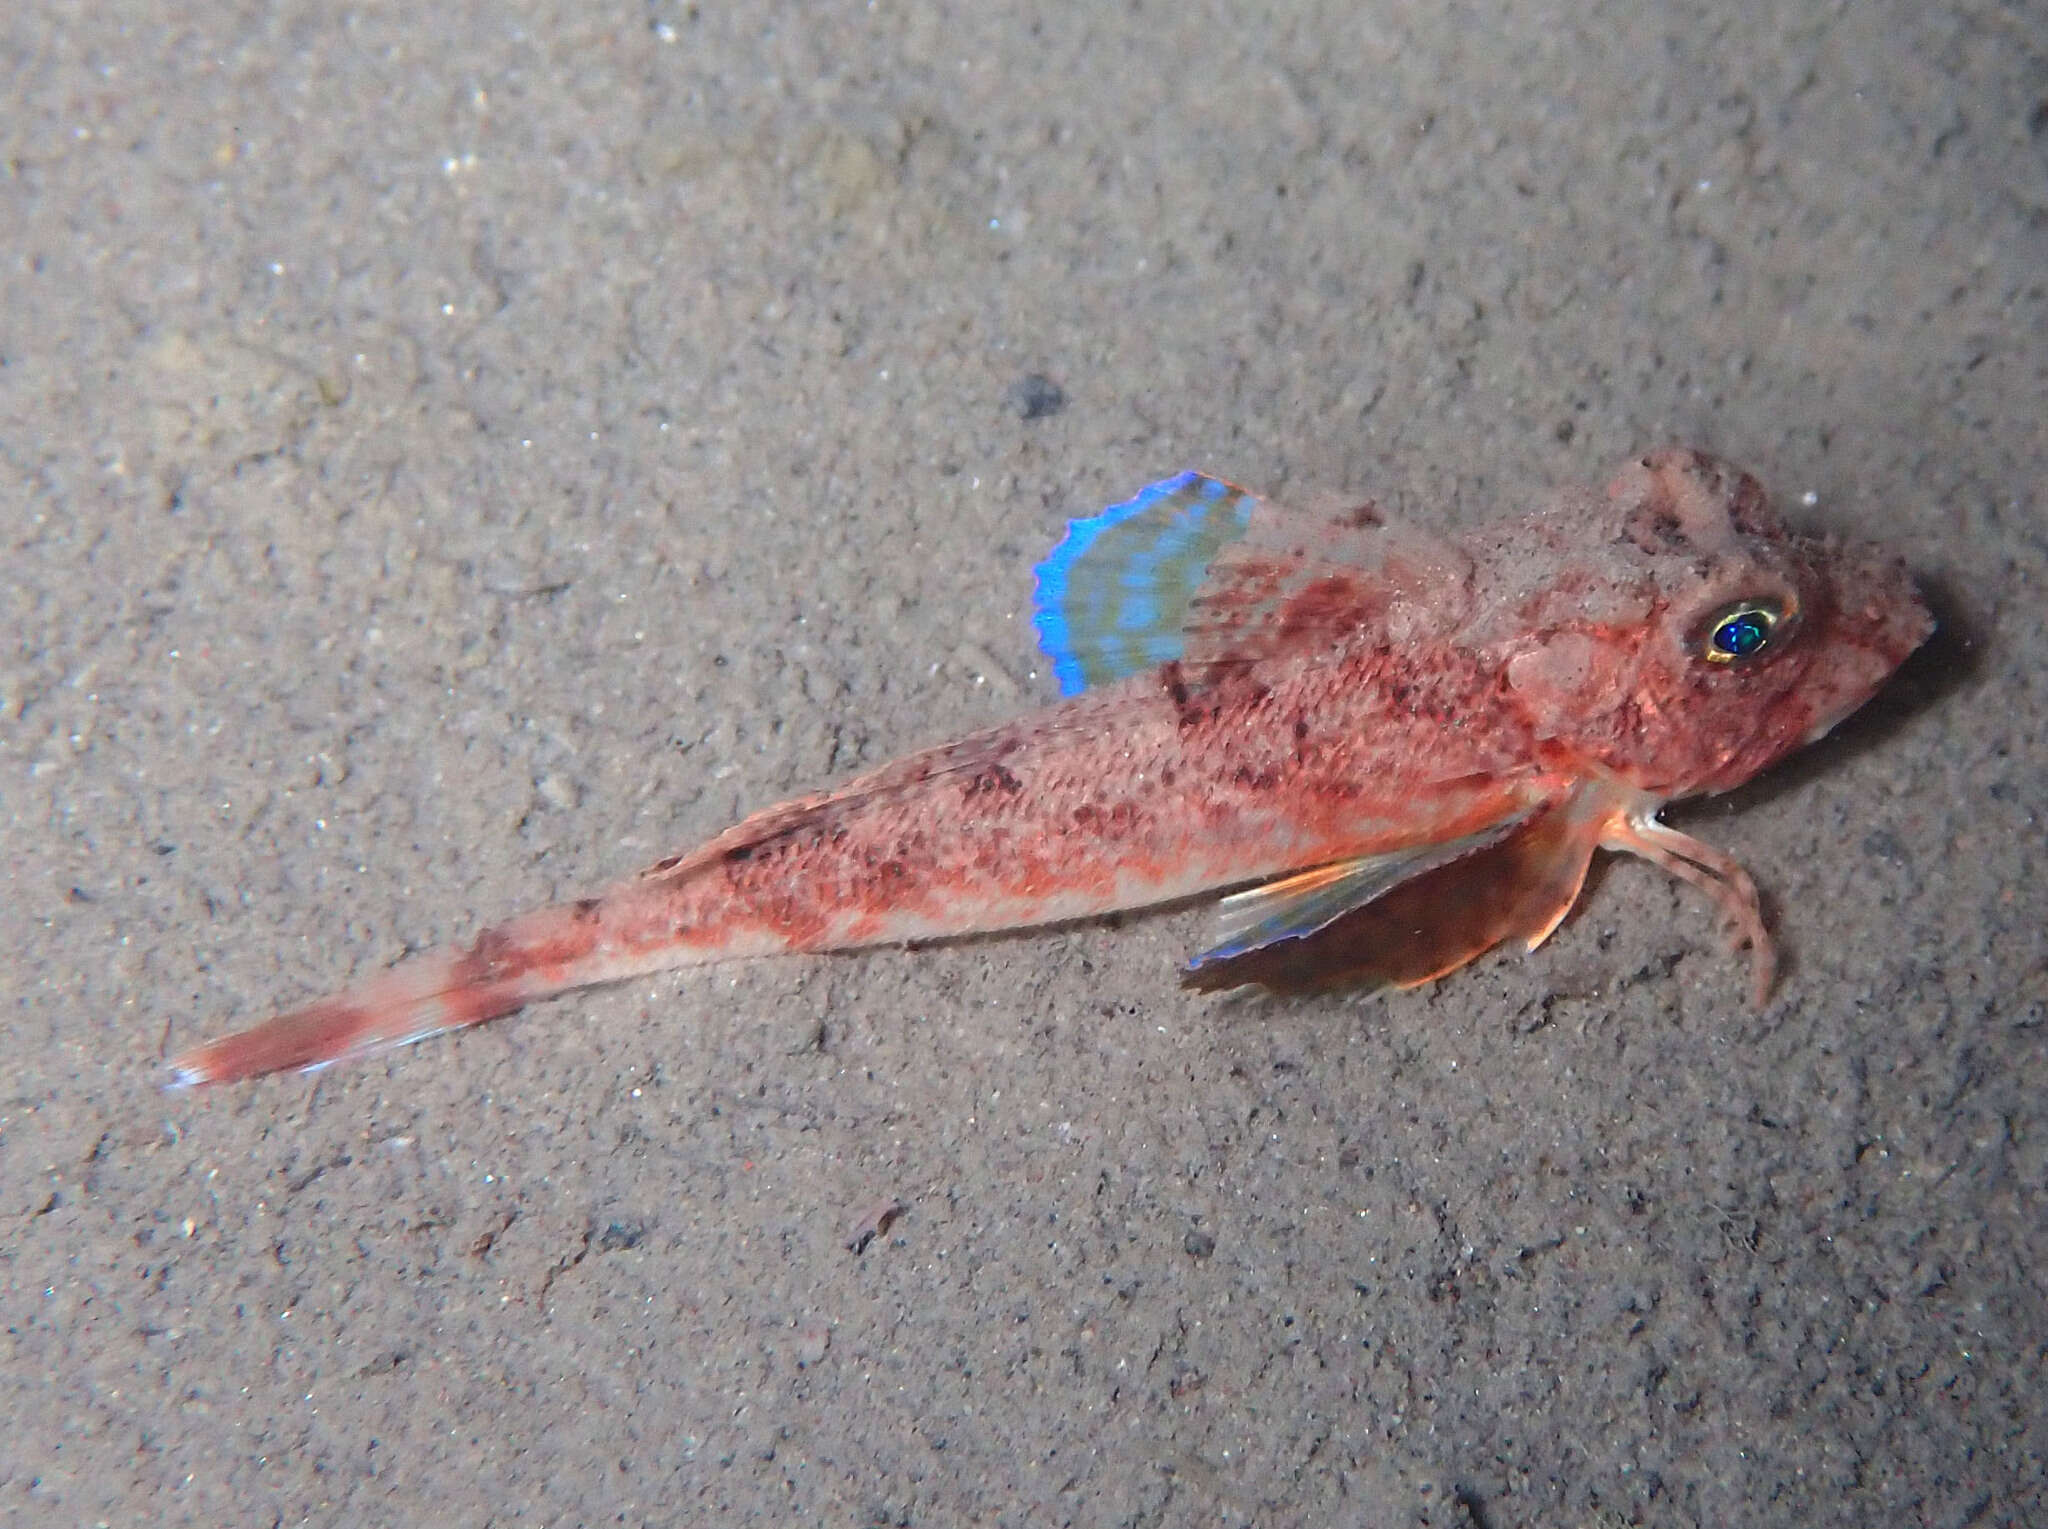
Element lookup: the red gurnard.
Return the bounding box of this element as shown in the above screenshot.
[169,449,1931,1086]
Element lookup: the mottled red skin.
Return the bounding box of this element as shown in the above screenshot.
[626,647,1546,953]
[169,449,1932,1086]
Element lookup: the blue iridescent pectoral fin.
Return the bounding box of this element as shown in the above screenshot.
[1031,472,1259,695]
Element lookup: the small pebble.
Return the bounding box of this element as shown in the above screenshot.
[1006,373,1066,421]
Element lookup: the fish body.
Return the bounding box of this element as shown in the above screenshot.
[169,449,1931,1086]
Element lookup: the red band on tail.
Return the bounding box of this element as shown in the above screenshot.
[166,956,531,1087]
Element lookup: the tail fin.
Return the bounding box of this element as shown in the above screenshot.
[167,894,662,1087]
[166,954,529,1086]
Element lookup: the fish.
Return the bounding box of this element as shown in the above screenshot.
[166,448,1932,1087]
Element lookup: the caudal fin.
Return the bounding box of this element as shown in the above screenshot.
[166,951,549,1086]
[167,894,660,1087]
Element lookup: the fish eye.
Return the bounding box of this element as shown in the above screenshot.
[1702,600,1784,664]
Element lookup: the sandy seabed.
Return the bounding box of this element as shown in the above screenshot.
[4,2,2042,1524]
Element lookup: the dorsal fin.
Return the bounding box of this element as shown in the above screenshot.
[1031,472,1260,695]
[1032,473,1476,694]
[1181,503,1474,671]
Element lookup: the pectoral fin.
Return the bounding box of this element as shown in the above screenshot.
[1184,795,1601,996]
[1189,815,1534,972]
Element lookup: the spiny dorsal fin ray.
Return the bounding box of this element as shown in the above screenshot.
[1181,502,1474,672]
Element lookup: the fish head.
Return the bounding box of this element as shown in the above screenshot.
[1492,448,1933,800]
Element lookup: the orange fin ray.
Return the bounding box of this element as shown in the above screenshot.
[1600,813,1775,1004]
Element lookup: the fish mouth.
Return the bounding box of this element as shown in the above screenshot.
[1800,594,1936,747]
[1802,664,1898,746]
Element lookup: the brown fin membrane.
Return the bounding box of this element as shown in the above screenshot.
[1183,794,1600,995]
